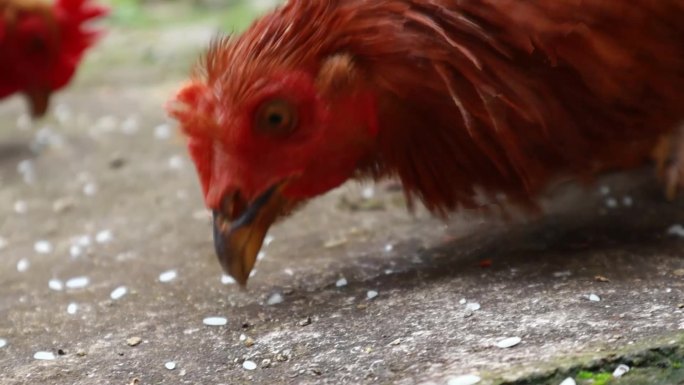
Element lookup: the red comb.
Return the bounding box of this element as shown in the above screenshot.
[55,0,109,21]
[48,0,108,66]
[54,0,109,44]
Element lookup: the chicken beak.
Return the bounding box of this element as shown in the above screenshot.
[212,183,289,286]
[24,88,51,118]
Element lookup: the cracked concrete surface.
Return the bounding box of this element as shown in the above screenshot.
[0,10,683,385]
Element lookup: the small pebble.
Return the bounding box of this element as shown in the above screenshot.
[667,224,684,237]
[465,302,481,311]
[17,113,31,129]
[612,364,630,378]
[69,245,83,258]
[154,123,172,139]
[298,317,312,326]
[16,258,29,273]
[275,350,290,362]
[588,294,601,302]
[559,378,576,385]
[168,155,184,170]
[384,243,394,252]
[622,196,633,207]
[283,268,294,276]
[54,104,72,123]
[108,157,126,169]
[120,117,139,134]
[242,360,257,371]
[361,186,375,199]
[221,274,236,285]
[324,238,347,248]
[203,317,228,326]
[599,185,611,195]
[52,197,75,213]
[14,200,28,214]
[34,240,52,254]
[165,361,176,370]
[266,292,284,305]
[0,339,6,348]
[260,358,272,368]
[93,115,117,132]
[496,337,522,348]
[17,160,35,184]
[447,374,481,385]
[83,182,98,196]
[264,235,274,246]
[34,351,56,360]
[257,251,266,261]
[243,336,255,347]
[48,279,64,291]
[158,270,178,283]
[67,303,78,315]
[31,126,64,152]
[126,337,142,347]
[74,235,92,247]
[553,270,572,278]
[0,237,7,249]
[66,276,90,289]
[95,230,113,244]
[110,286,128,300]
[367,290,379,299]
[192,209,211,221]
[459,298,467,305]
[335,277,348,287]
[605,197,618,208]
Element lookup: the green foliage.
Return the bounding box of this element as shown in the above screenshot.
[576,371,614,385]
[106,0,145,25]
[100,0,262,30]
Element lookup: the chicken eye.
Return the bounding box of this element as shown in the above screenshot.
[254,99,297,136]
[29,36,47,53]
[22,33,48,56]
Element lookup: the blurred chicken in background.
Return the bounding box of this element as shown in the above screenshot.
[0,0,107,117]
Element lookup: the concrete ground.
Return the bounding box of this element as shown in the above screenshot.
[0,6,683,385]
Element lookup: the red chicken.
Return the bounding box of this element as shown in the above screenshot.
[0,0,107,117]
[168,0,684,285]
